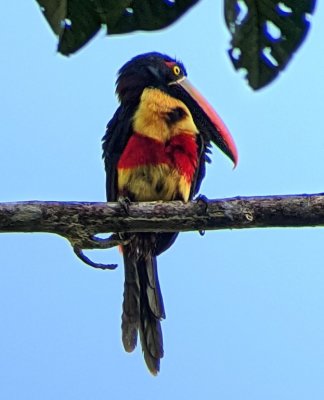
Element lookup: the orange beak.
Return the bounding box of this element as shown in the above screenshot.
[170,77,238,167]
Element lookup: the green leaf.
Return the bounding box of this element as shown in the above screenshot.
[225,0,316,89]
[36,0,200,56]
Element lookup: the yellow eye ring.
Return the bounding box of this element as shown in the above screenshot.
[173,65,181,76]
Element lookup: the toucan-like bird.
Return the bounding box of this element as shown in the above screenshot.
[102,52,238,375]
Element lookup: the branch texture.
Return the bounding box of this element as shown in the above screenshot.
[1,194,323,268]
[1,194,324,242]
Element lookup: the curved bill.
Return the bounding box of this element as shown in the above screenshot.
[174,78,238,167]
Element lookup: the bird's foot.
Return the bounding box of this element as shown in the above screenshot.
[195,194,209,212]
[195,194,208,236]
[118,196,131,215]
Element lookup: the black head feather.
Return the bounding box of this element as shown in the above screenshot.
[116,52,187,104]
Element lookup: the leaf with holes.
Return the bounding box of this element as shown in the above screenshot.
[36,0,200,56]
[225,0,317,89]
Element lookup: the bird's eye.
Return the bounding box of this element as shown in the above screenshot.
[173,65,181,76]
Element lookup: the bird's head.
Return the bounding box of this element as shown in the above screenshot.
[116,52,187,103]
[116,52,238,166]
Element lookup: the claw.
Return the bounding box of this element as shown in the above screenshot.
[118,196,131,214]
[73,247,118,270]
[195,194,209,213]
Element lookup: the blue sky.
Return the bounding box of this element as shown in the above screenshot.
[1,1,324,399]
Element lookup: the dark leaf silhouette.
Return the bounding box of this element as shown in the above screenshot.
[225,0,316,89]
[36,0,199,55]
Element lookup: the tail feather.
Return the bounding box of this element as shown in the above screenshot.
[121,254,140,352]
[139,307,163,375]
[121,244,165,375]
[144,256,165,319]
[138,255,164,375]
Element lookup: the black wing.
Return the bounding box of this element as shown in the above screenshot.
[188,133,209,199]
[102,104,136,201]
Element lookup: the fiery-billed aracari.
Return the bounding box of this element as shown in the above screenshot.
[102,52,238,375]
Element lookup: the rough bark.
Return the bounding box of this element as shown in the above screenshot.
[1,193,324,237]
[1,194,323,268]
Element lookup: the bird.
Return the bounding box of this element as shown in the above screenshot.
[102,52,238,375]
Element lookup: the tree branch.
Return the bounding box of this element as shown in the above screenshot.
[1,193,323,268]
[1,193,324,236]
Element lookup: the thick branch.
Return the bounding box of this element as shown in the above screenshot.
[1,194,323,268]
[1,194,324,242]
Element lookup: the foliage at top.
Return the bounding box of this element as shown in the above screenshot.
[36,0,199,55]
[225,0,317,89]
[36,0,316,89]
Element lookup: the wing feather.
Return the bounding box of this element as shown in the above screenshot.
[102,104,136,201]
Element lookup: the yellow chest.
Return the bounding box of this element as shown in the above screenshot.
[117,88,199,202]
[118,163,191,202]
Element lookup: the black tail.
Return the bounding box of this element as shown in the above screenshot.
[122,248,165,375]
